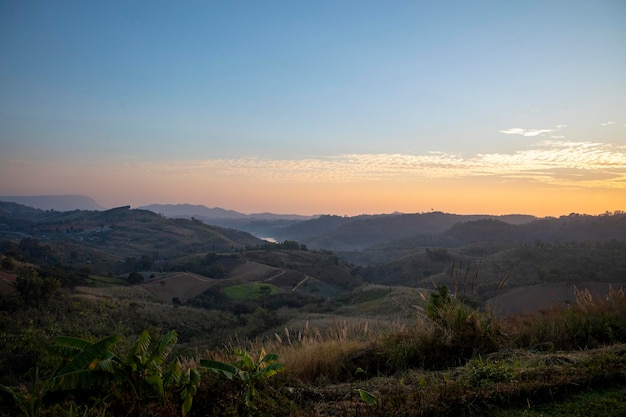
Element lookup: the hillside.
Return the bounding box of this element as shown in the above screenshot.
[0,202,266,275]
[271,212,537,251]
[139,203,313,238]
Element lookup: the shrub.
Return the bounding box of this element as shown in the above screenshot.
[201,347,285,416]
[466,356,513,387]
[382,286,501,370]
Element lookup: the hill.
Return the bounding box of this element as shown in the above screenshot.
[139,203,315,240]
[0,195,105,211]
[0,202,266,275]
[271,212,537,251]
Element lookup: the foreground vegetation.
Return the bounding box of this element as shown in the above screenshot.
[1,268,625,416]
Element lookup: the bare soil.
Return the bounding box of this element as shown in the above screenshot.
[140,272,215,303]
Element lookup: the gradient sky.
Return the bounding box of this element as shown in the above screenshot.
[1,1,625,216]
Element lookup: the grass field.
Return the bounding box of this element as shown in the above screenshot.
[222,282,279,300]
[494,384,626,417]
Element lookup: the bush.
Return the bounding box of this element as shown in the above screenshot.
[382,286,501,370]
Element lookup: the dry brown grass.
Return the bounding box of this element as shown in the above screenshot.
[224,318,377,384]
[502,284,626,351]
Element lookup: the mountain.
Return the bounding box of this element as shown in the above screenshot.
[139,203,312,221]
[273,212,538,251]
[139,203,248,219]
[355,213,626,310]
[0,195,105,211]
[0,202,267,275]
[138,203,315,240]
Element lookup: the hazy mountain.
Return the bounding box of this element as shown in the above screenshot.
[139,203,312,221]
[139,203,248,219]
[274,212,537,251]
[0,202,266,274]
[138,203,315,240]
[0,195,105,211]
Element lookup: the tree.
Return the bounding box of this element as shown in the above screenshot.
[127,271,144,285]
[13,268,60,307]
[1,255,16,271]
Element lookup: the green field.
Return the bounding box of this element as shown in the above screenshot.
[85,274,126,287]
[222,283,279,300]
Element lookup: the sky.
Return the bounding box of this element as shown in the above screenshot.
[1,0,625,216]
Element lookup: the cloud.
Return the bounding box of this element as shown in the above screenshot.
[121,140,626,190]
[6,139,624,196]
[499,124,567,137]
[601,121,616,126]
[499,128,555,137]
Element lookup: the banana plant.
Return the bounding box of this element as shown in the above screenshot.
[201,347,285,416]
[116,329,200,416]
[47,334,120,390]
[47,330,199,416]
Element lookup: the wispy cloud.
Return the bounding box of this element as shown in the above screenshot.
[499,125,566,137]
[126,140,626,189]
[601,121,616,126]
[499,128,554,137]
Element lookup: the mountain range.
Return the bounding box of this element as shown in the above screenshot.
[1,197,625,313]
[0,195,105,211]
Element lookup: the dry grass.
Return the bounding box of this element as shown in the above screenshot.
[502,284,626,351]
[272,318,374,383]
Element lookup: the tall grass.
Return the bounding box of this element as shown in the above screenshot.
[503,285,626,351]
[382,289,502,371]
[240,318,378,384]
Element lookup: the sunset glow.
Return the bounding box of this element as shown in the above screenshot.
[1,1,624,216]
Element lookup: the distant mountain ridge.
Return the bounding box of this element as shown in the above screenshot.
[138,203,247,219]
[0,195,105,211]
[138,203,313,221]
[271,212,538,251]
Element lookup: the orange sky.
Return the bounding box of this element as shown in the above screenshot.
[2,144,625,216]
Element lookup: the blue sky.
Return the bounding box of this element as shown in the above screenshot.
[1,1,625,215]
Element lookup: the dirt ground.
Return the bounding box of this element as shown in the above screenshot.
[140,272,215,303]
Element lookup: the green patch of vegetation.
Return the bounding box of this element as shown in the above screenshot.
[350,288,391,304]
[494,384,626,417]
[223,283,279,301]
[296,277,346,298]
[202,347,285,416]
[85,274,126,287]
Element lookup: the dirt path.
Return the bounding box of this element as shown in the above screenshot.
[262,269,286,282]
[292,275,309,291]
